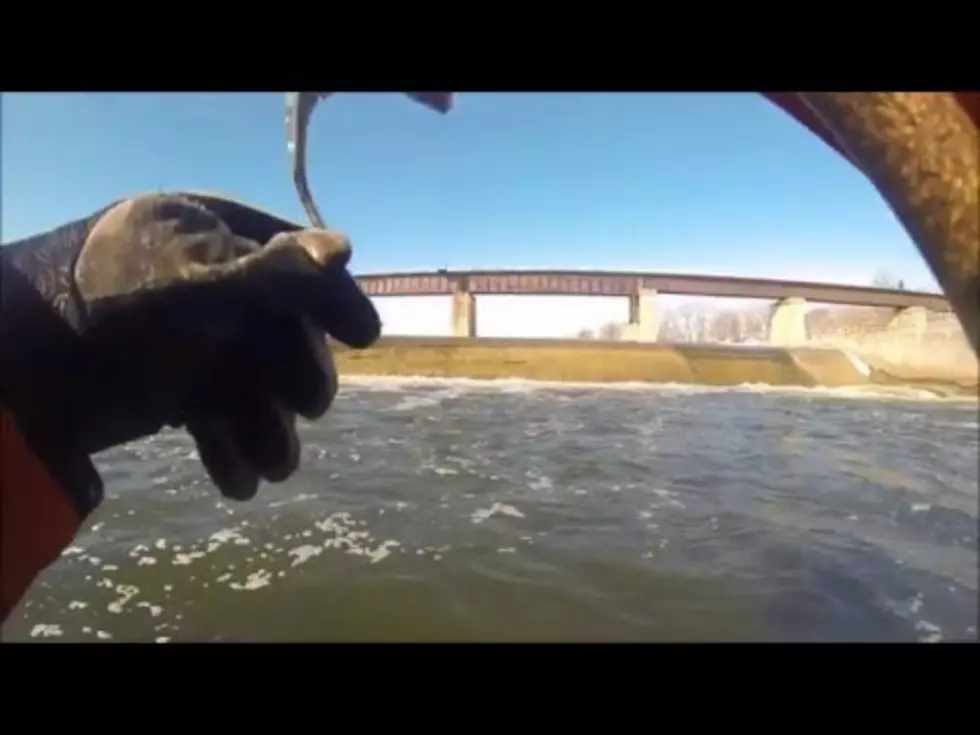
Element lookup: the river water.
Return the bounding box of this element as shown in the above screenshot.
[3,377,977,643]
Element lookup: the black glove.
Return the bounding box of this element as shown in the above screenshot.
[0,192,380,519]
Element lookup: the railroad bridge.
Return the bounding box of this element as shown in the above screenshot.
[353,269,951,345]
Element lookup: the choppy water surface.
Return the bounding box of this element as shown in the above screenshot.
[4,378,977,643]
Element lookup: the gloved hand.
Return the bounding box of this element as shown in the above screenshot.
[0,192,380,520]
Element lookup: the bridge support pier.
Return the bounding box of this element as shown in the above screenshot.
[876,306,930,363]
[768,297,809,346]
[887,306,928,342]
[451,284,476,338]
[625,287,661,342]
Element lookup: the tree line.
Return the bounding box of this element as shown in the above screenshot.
[573,270,912,343]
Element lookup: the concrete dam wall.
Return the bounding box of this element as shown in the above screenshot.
[332,337,966,394]
[807,310,978,384]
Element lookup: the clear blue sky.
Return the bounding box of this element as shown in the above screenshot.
[1,92,938,290]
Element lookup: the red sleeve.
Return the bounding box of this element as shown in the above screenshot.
[0,410,82,622]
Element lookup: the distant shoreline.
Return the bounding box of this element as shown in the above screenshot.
[333,338,978,399]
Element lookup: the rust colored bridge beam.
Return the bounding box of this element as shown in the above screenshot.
[354,270,952,311]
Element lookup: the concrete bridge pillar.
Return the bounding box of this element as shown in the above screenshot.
[626,287,661,342]
[451,279,476,338]
[877,306,929,363]
[887,306,928,342]
[768,297,808,346]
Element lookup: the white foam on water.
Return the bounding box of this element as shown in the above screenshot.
[135,601,164,617]
[342,375,977,403]
[908,594,924,615]
[650,489,687,510]
[389,386,465,412]
[30,623,63,638]
[944,420,979,429]
[107,584,140,614]
[368,541,400,564]
[267,493,319,509]
[471,503,526,524]
[884,593,954,642]
[915,620,944,643]
[56,411,975,643]
[288,545,322,567]
[229,570,272,591]
[209,528,246,544]
[172,551,207,566]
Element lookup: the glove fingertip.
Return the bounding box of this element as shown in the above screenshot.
[187,414,260,501]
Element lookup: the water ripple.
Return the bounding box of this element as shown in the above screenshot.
[4,378,976,642]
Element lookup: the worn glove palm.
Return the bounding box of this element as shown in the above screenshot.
[0,192,380,516]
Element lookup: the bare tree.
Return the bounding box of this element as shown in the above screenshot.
[742,306,769,343]
[660,307,695,343]
[597,322,622,340]
[712,311,741,343]
[872,269,899,289]
[577,302,773,345]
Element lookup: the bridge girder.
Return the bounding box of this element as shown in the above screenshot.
[354,270,952,312]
